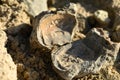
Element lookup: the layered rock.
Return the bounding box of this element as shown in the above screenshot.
[30,11,77,49]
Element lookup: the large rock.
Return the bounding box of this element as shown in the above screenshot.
[0,30,17,80]
[51,28,120,80]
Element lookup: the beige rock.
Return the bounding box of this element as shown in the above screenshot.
[0,30,7,52]
[94,10,110,25]
[23,0,48,17]
[0,30,17,80]
[31,11,77,49]
[51,28,120,80]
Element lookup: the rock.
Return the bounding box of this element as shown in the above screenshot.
[94,10,110,26]
[111,31,120,42]
[51,28,120,80]
[23,0,48,17]
[30,11,77,49]
[0,4,12,30]
[0,30,7,52]
[0,30,17,80]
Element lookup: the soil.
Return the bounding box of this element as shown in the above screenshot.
[0,0,120,80]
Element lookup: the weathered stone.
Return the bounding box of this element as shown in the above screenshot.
[0,30,7,52]
[51,28,120,80]
[0,30,17,80]
[23,0,48,17]
[30,11,77,49]
[94,10,110,25]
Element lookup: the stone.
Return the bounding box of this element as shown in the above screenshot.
[23,0,48,17]
[51,28,120,80]
[0,30,17,80]
[30,11,77,49]
[94,10,110,25]
[0,30,7,52]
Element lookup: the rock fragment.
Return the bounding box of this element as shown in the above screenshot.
[30,11,77,49]
[51,28,120,80]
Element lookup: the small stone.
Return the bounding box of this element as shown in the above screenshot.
[31,11,77,49]
[94,10,110,25]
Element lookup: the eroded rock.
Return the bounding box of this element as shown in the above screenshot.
[51,28,120,80]
[0,30,17,80]
[30,11,77,49]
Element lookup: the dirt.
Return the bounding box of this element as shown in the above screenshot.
[0,0,120,80]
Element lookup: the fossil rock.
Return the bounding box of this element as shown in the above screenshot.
[51,28,120,80]
[30,11,77,49]
[0,30,17,80]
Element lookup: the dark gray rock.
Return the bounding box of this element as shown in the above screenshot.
[51,28,120,80]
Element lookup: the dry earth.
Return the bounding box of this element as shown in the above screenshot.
[0,0,120,80]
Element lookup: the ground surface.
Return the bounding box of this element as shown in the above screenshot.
[0,0,120,80]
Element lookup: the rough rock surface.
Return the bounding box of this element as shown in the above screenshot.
[23,0,48,17]
[0,30,17,80]
[51,28,120,80]
[31,11,78,49]
[0,0,30,29]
